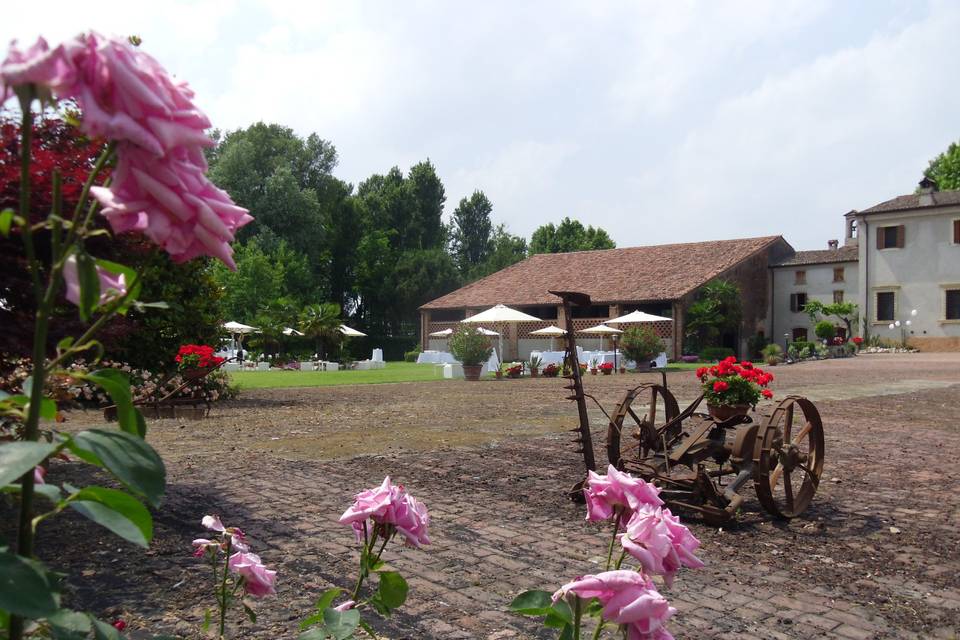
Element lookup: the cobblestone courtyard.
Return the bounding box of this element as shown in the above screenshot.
[13,353,960,639]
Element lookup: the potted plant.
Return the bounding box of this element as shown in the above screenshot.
[528,355,542,377]
[599,362,614,376]
[761,343,782,366]
[176,344,225,379]
[589,357,599,375]
[506,363,523,378]
[449,325,493,381]
[696,357,774,421]
[852,336,864,352]
[620,325,663,372]
[542,363,560,377]
[619,364,627,374]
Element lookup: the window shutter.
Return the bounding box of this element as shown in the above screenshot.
[876,228,883,250]
[896,225,905,248]
[954,219,960,244]
[789,294,797,312]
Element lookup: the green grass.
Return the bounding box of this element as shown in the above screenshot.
[229,361,447,389]
[663,362,704,371]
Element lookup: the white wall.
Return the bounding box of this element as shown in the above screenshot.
[855,206,960,341]
[771,261,858,345]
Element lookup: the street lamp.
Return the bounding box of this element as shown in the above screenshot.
[889,309,917,348]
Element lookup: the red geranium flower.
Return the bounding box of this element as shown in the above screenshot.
[762,389,773,399]
[712,380,729,392]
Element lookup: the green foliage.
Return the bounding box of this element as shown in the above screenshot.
[466,224,528,282]
[699,346,736,362]
[620,326,663,364]
[923,140,960,191]
[747,333,768,359]
[528,217,615,254]
[814,320,836,341]
[404,343,422,362]
[684,280,742,352]
[449,326,493,365]
[450,191,494,272]
[300,303,343,359]
[789,340,817,356]
[804,300,858,338]
[761,343,783,364]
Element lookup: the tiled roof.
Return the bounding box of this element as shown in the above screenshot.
[421,236,786,310]
[772,245,858,267]
[857,190,960,215]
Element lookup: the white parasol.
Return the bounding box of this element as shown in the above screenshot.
[463,304,540,361]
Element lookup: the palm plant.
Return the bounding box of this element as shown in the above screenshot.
[300,302,343,360]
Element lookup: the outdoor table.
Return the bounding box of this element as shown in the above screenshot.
[416,351,458,364]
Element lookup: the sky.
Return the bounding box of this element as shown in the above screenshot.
[4,1,959,251]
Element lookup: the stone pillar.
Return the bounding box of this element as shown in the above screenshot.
[509,323,519,360]
[420,310,431,348]
[671,301,684,359]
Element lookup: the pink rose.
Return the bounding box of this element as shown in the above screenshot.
[61,255,127,307]
[201,515,225,532]
[33,466,46,484]
[339,477,431,548]
[553,570,675,639]
[199,515,248,552]
[333,600,355,612]
[1,33,252,268]
[228,551,277,598]
[191,538,219,558]
[620,506,704,587]
[584,465,663,526]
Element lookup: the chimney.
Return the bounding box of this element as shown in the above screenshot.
[919,176,938,206]
[827,239,839,250]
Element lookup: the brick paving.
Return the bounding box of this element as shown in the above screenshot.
[12,353,960,639]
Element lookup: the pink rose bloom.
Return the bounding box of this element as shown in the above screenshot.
[33,466,46,484]
[201,515,225,532]
[228,551,277,598]
[199,515,248,552]
[62,255,127,307]
[553,570,675,639]
[192,538,219,558]
[339,477,431,548]
[620,506,704,588]
[584,465,663,526]
[333,600,355,612]
[0,33,252,269]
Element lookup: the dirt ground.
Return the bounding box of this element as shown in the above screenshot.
[3,353,960,639]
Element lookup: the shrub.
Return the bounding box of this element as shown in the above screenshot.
[747,333,768,358]
[789,340,817,355]
[814,320,836,341]
[449,326,493,365]
[699,346,735,362]
[621,326,664,364]
[404,343,423,362]
[761,343,783,365]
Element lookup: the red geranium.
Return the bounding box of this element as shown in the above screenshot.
[698,356,774,407]
[175,344,225,371]
[852,336,863,345]
[598,362,614,372]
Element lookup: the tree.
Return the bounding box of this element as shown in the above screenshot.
[211,238,284,323]
[300,302,342,359]
[684,280,742,352]
[804,300,859,338]
[449,191,494,273]
[406,160,446,250]
[529,217,616,254]
[923,140,960,191]
[468,224,527,281]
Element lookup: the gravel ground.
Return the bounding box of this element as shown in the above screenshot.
[3,352,959,639]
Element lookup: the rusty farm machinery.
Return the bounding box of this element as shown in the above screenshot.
[551,290,825,524]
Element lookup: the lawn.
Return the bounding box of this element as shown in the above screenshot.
[228,361,446,389]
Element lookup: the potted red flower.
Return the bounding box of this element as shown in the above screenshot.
[506,363,523,378]
[542,363,560,377]
[176,344,225,379]
[599,362,614,376]
[696,357,774,421]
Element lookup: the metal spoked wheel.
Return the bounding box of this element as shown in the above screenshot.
[753,396,825,518]
[606,383,680,467]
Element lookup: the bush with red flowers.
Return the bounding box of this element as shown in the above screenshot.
[696,357,774,407]
[598,362,614,374]
[506,363,523,378]
[542,363,560,377]
[175,344,226,372]
[852,336,863,347]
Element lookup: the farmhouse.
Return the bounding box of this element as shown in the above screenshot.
[420,236,794,360]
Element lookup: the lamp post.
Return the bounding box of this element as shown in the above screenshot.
[888,308,918,349]
[783,333,790,360]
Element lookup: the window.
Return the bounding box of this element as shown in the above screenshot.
[877,225,904,249]
[876,291,896,322]
[789,293,808,313]
[947,289,960,320]
[954,219,960,244]
[833,290,844,303]
[795,270,806,284]
[792,328,808,341]
[833,267,844,282]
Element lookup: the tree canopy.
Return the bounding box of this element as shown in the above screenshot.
[529,217,616,254]
[923,140,960,191]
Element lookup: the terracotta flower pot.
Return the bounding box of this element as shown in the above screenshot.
[530,368,539,378]
[619,367,626,374]
[590,369,598,375]
[602,369,612,376]
[495,370,503,379]
[707,404,750,421]
[181,366,212,380]
[462,364,483,381]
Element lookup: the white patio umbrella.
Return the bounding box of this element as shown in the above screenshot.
[605,310,672,324]
[339,325,367,337]
[463,304,540,362]
[530,325,567,351]
[475,327,500,336]
[579,323,623,352]
[282,327,304,336]
[223,321,259,358]
[428,328,454,337]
